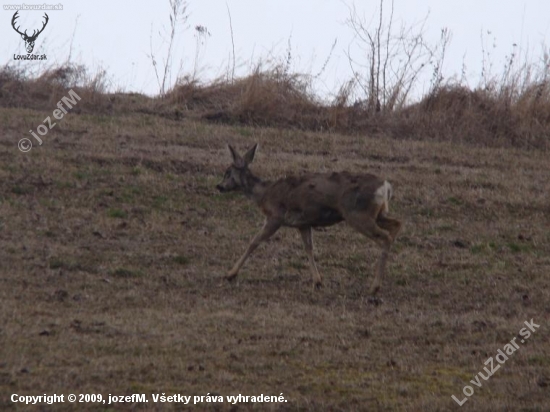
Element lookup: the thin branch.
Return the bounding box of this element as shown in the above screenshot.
[226,2,236,83]
[314,38,337,79]
[376,0,383,108]
[382,0,394,107]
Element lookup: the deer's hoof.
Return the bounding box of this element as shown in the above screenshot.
[225,272,238,282]
[314,280,323,290]
[367,296,383,306]
[369,284,380,296]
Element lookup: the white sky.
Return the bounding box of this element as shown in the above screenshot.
[1,0,549,100]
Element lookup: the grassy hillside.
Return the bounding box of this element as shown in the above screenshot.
[0,69,549,411]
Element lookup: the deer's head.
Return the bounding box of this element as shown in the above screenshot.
[216,144,259,193]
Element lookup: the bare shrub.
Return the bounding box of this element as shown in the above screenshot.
[149,0,190,96]
[345,0,451,113]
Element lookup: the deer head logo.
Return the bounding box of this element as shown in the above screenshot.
[11,11,49,54]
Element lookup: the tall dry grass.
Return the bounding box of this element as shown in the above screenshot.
[0,64,113,113]
[400,82,550,149]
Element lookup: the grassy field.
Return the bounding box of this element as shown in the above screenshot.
[1,104,549,411]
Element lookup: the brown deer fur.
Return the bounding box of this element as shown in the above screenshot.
[216,143,402,295]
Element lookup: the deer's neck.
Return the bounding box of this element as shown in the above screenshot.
[243,171,269,204]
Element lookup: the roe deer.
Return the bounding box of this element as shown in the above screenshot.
[216,143,402,295]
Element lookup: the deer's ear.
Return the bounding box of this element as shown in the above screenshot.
[227,144,243,166]
[243,143,259,165]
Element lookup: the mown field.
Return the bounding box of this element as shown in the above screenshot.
[1,105,549,411]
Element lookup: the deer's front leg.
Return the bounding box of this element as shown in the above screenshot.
[226,219,281,281]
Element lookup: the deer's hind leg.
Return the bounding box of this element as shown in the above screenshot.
[376,214,402,243]
[344,210,395,296]
[226,219,281,281]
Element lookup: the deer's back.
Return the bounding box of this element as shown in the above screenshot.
[259,171,387,228]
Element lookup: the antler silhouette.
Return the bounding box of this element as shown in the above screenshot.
[32,13,49,40]
[11,11,26,36]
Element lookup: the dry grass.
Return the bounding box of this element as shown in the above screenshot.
[3,63,549,151]
[1,92,549,411]
[164,66,325,130]
[400,84,550,149]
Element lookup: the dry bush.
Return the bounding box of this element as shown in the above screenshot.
[0,65,79,110]
[0,64,113,113]
[164,76,241,112]
[165,64,327,130]
[513,81,550,141]
[0,66,25,108]
[397,84,550,149]
[231,65,322,128]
